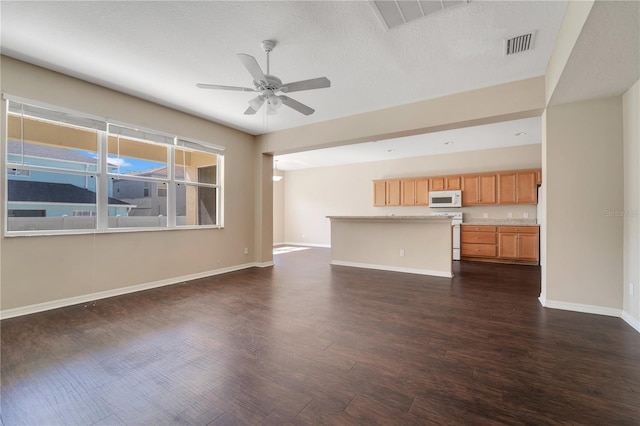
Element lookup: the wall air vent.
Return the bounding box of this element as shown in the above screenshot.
[370,0,469,31]
[504,31,536,55]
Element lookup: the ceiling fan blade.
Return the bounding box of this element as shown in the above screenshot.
[237,53,266,84]
[196,83,257,92]
[244,95,266,115]
[280,96,315,116]
[281,77,330,93]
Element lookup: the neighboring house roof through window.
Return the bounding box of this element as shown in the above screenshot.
[8,180,128,205]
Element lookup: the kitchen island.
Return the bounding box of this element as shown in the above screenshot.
[326,216,453,278]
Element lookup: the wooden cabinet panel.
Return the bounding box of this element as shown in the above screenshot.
[516,171,537,204]
[498,170,538,204]
[462,174,496,205]
[401,180,416,206]
[462,176,479,205]
[497,226,539,262]
[498,233,519,258]
[499,226,538,234]
[429,176,461,191]
[479,175,497,203]
[461,225,497,259]
[461,231,497,244]
[415,179,429,205]
[373,181,386,207]
[498,173,517,204]
[446,176,462,190]
[386,180,401,206]
[429,177,446,192]
[461,244,497,257]
[518,233,539,260]
[373,180,401,206]
[463,225,497,232]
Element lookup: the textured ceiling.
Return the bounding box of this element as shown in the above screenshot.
[548,0,640,106]
[1,0,568,135]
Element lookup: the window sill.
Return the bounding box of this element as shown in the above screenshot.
[4,225,223,238]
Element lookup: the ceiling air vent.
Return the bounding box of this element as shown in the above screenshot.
[504,31,536,55]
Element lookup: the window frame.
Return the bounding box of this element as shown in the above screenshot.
[4,96,225,237]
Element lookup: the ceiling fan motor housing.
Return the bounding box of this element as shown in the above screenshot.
[254,74,283,93]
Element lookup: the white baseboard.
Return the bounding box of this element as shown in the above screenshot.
[283,241,331,248]
[0,262,264,320]
[622,311,640,333]
[330,260,453,278]
[541,299,623,317]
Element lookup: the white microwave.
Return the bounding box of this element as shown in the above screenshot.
[429,190,462,208]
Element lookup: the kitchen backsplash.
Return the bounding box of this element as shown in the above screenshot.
[461,204,537,220]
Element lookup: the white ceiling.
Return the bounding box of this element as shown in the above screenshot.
[2,1,637,172]
[1,0,567,136]
[276,116,541,170]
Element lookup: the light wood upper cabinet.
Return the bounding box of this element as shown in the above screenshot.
[386,179,401,206]
[373,179,401,206]
[373,180,387,207]
[401,179,416,206]
[462,174,497,205]
[373,168,540,207]
[428,176,461,191]
[415,178,429,205]
[498,170,537,204]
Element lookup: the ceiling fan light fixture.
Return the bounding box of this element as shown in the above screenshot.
[248,95,265,111]
[273,160,283,181]
[268,94,282,108]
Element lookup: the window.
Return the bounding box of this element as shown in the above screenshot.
[73,210,96,217]
[5,98,224,235]
[8,168,30,176]
[175,140,221,226]
[157,183,167,197]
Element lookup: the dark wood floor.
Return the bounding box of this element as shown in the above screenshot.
[2,248,639,425]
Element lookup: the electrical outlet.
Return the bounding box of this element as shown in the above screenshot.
[523,212,529,219]
[302,234,306,239]
[483,212,488,218]
[630,283,635,296]
[399,249,405,257]
[244,248,249,255]
[508,212,513,218]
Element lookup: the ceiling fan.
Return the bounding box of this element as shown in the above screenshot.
[196,40,330,116]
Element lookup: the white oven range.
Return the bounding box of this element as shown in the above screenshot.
[430,211,463,260]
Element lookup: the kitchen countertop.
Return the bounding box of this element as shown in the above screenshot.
[462,219,538,226]
[327,215,451,222]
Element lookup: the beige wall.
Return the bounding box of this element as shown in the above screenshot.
[258,77,545,155]
[543,96,624,310]
[0,57,259,313]
[281,144,541,246]
[623,79,640,324]
[273,176,285,245]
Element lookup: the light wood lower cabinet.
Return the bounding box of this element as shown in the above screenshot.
[497,226,539,262]
[461,226,497,258]
[461,224,539,265]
